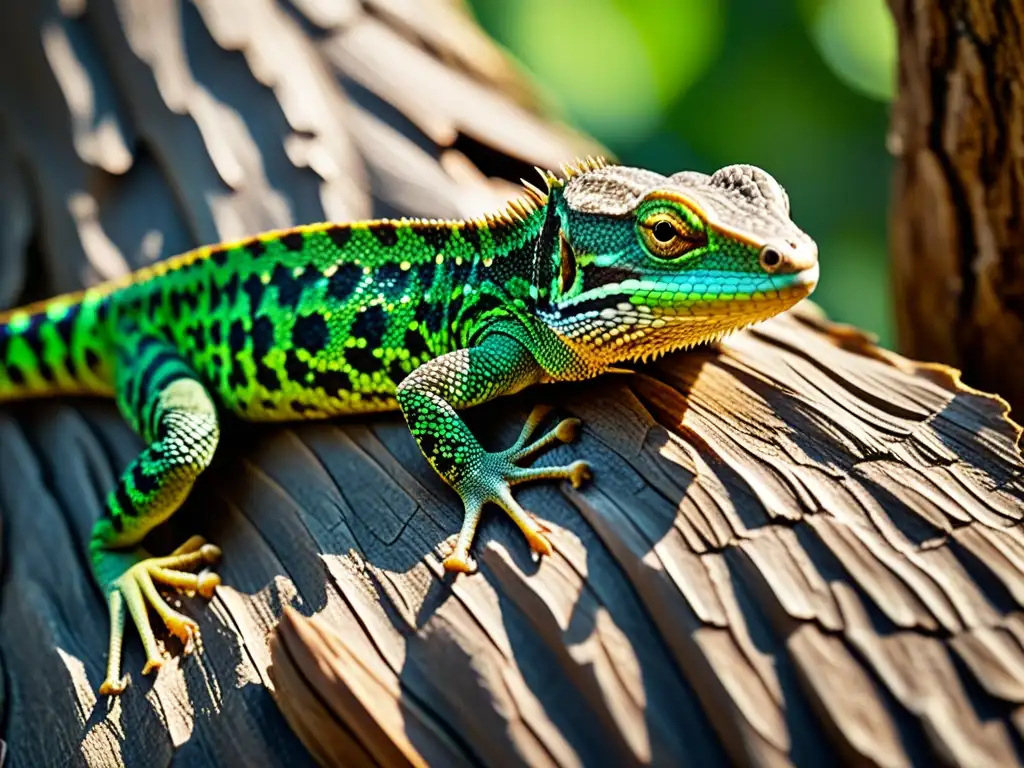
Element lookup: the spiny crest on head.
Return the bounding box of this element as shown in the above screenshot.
[532,155,609,193]
[380,157,612,231]
[476,156,609,228]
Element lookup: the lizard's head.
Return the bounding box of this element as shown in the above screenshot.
[537,162,819,366]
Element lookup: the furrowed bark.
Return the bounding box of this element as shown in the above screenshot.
[888,0,1024,414]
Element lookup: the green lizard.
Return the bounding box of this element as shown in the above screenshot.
[0,158,818,694]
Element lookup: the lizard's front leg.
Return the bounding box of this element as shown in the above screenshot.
[396,331,591,572]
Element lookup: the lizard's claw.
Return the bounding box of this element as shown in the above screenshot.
[443,405,591,572]
[96,535,221,694]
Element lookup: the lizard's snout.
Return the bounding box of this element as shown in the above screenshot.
[759,239,818,276]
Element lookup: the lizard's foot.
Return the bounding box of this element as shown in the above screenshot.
[444,405,591,573]
[95,535,221,695]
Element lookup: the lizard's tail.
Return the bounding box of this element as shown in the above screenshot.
[0,289,116,402]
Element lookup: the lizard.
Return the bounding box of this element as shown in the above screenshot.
[0,158,819,695]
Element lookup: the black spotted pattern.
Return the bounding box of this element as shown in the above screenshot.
[256,363,281,391]
[250,315,279,390]
[421,300,446,335]
[327,264,363,302]
[228,321,247,356]
[130,463,160,495]
[227,321,249,389]
[84,347,102,373]
[36,360,55,383]
[54,304,78,350]
[251,316,275,359]
[375,263,403,288]
[208,320,224,346]
[208,278,224,311]
[292,314,329,354]
[113,484,137,517]
[309,367,350,397]
[280,231,305,251]
[327,226,352,250]
[185,325,204,354]
[242,274,265,314]
[404,326,429,360]
[370,225,399,248]
[271,264,319,310]
[223,273,240,304]
[284,352,310,384]
[18,313,55,383]
[459,226,481,253]
[417,226,450,253]
[347,345,380,375]
[351,306,387,351]
[387,358,408,385]
[21,314,44,354]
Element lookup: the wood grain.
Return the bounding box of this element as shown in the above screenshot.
[1,2,1023,767]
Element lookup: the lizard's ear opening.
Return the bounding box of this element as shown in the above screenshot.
[558,231,577,295]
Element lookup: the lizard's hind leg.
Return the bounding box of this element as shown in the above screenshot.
[89,335,222,694]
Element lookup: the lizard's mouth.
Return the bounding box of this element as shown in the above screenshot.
[775,263,819,293]
[550,264,819,366]
[648,262,819,322]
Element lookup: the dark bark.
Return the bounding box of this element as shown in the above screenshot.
[888,0,1024,415]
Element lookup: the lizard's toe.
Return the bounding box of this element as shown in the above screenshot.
[442,550,478,573]
[95,536,221,694]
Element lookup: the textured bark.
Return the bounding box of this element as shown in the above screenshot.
[1,2,1024,768]
[888,0,1024,415]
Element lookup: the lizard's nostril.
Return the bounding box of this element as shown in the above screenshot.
[759,245,782,272]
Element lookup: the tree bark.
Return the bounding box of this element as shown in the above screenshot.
[888,0,1024,415]
[2,2,1024,768]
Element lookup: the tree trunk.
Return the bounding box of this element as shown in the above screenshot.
[888,0,1024,415]
[2,2,1024,768]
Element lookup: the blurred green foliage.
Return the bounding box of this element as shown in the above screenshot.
[468,0,897,346]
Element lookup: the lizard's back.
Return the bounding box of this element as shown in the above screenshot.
[0,217,530,420]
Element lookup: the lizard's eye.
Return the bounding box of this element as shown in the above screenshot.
[652,221,676,243]
[639,212,705,260]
